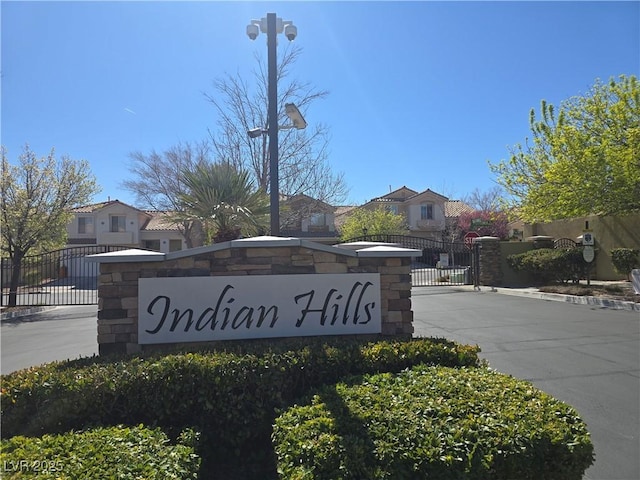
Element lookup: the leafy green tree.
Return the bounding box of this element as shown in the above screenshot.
[176,162,269,243]
[1,145,99,306]
[490,75,640,222]
[339,207,409,240]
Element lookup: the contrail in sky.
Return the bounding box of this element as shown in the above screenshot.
[124,107,136,115]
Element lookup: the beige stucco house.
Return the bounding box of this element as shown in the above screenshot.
[361,187,449,240]
[67,200,186,253]
[280,194,340,243]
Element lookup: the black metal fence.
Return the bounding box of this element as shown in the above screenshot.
[340,235,474,286]
[1,238,479,307]
[1,245,132,306]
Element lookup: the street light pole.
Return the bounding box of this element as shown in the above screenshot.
[266,13,279,236]
[247,14,299,236]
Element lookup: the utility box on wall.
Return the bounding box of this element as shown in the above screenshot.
[88,236,421,355]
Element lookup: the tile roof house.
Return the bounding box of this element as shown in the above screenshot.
[358,187,475,241]
[67,200,187,253]
[444,200,476,219]
[66,192,474,252]
[280,194,340,243]
[361,186,447,240]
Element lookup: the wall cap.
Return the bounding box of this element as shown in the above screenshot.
[472,236,500,242]
[356,245,421,257]
[335,241,402,251]
[86,249,165,263]
[86,236,421,262]
[525,235,554,242]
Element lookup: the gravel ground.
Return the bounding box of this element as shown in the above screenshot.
[540,282,638,303]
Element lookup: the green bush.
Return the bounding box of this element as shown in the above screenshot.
[0,337,480,477]
[0,425,200,479]
[507,248,587,284]
[274,366,594,480]
[611,247,640,279]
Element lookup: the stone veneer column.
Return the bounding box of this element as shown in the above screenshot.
[97,261,149,355]
[474,236,503,286]
[376,256,413,336]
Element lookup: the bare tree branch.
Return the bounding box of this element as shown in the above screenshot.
[205,44,348,228]
[122,141,211,247]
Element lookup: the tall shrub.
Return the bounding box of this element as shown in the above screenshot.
[507,248,587,284]
[610,248,639,280]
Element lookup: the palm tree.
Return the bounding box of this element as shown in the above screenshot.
[177,162,269,243]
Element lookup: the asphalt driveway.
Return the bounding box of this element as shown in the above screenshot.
[2,289,638,479]
[412,286,639,480]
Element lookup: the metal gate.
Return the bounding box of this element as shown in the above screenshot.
[340,235,475,286]
[1,245,132,306]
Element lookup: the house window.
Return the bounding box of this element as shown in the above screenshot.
[143,240,161,251]
[421,204,434,220]
[310,213,326,226]
[78,216,94,234]
[169,239,182,252]
[387,205,399,215]
[110,215,126,233]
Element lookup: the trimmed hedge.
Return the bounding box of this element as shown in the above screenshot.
[0,425,200,479]
[611,247,639,279]
[273,366,594,480]
[1,337,480,477]
[507,248,587,284]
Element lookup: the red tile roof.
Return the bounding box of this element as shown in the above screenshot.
[71,200,119,213]
[444,200,475,218]
[143,211,181,231]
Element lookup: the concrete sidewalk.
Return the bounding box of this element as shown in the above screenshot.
[0,305,56,321]
[451,282,640,312]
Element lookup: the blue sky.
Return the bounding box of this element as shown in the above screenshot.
[2,1,638,207]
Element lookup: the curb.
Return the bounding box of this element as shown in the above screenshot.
[0,306,56,321]
[473,286,640,312]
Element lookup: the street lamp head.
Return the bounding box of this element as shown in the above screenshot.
[247,127,265,138]
[285,103,307,130]
[284,23,297,41]
[246,24,259,40]
[248,17,296,41]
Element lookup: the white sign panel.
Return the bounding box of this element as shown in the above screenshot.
[582,246,595,263]
[138,274,382,344]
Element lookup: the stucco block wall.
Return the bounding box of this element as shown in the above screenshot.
[93,239,418,355]
[524,213,640,280]
[500,241,537,286]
